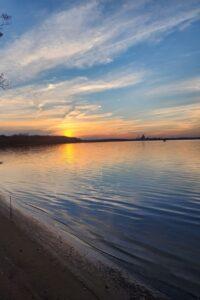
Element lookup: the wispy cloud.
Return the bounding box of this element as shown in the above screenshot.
[0,0,199,137]
[147,77,200,97]
[56,102,200,138]
[1,70,199,137]
[0,67,145,120]
[0,0,199,83]
[1,100,199,137]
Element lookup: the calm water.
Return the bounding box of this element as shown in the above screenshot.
[0,141,200,299]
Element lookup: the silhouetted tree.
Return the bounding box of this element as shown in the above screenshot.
[0,13,11,89]
[0,73,9,89]
[0,13,11,36]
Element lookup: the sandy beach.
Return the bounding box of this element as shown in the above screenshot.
[0,196,165,300]
[0,210,98,300]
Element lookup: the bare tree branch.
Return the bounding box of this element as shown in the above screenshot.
[0,13,11,27]
[0,13,11,89]
[0,73,10,89]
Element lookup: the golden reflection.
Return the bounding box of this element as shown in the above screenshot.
[59,141,141,168]
[62,143,76,164]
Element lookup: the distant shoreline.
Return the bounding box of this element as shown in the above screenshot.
[0,134,199,148]
[81,136,200,143]
[0,135,80,148]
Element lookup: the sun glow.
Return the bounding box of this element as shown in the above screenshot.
[63,129,74,137]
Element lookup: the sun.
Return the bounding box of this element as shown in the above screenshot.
[63,129,74,137]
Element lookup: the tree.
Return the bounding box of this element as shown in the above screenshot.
[0,13,11,89]
[0,73,9,89]
[0,13,11,37]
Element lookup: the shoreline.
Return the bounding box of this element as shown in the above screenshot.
[0,195,166,300]
[0,211,97,300]
[0,136,199,149]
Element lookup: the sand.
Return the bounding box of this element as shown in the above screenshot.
[0,197,166,300]
[0,212,100,300]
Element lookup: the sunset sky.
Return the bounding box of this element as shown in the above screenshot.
[0,0,199,139]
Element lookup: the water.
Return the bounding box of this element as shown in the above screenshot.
[0,140,200,299]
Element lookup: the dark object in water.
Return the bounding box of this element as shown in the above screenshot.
[0,161,3,164]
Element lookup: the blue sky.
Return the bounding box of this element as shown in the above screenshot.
[0,0,199,138]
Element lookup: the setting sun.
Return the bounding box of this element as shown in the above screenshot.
[63,129,74,137]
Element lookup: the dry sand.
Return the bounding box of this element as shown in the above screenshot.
[0,212,99,300]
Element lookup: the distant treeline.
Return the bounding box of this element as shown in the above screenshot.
[83,136,200,143]
[0,134,199,148]
[0,135,81,147]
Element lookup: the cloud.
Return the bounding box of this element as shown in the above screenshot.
[129,103,200,136]
[0,0,199,137]
[1,100,199,138]
[52,101,200,138]
[144,103,200,134]
[0,0,199,83]
[121,102,200,135]
[147,77,200,98]
[1,70,199,138]
[0,67,145,120]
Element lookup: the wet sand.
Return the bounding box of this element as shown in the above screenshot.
[0,199,165,300]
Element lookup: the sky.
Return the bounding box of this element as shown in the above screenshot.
[0,0,199,139]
